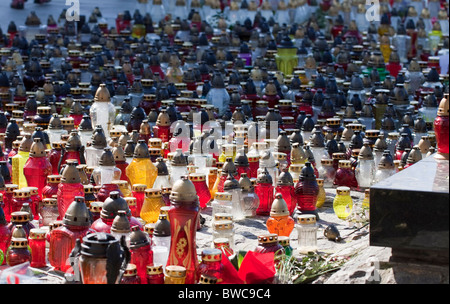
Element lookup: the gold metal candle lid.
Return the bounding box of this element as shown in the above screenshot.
[47,175,61,183]
[214,192,231,201]
[6,184,19,193]
[145,188,162,198]
[13,189,31,198]
[43,198,57,206]
[89,201,103,213]
[147,264,164,275]
[258,233,278,244]
[124,197,137,207]
[165,265,186,278]
[169,176,199,203]
[10,211,30,223]
[188,173,206,182]
[123,264,137,277]
[132,184,147,192]
[24,187,38,196]
[10,238,28,248]
[201,248,222,263]
[316,178,324,186]
[29,228,46,240]
[199,274,218,284]
[289,164,304,173]
[336,186,351,195]
[214,220,233,230]
[214,212,233,222]
[297,214,316,225]
[278,235,290,247]
[338,160,352,168]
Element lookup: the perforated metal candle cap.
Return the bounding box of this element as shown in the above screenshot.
[257,167,273,184]
[277,168,294,186]
[133,140,150,158]
[438,94,449,117]
[358,140,374,160]
[101,191,131,219]
[199,274,218,284]
[99,148,116,166]
[63,196,91,227]
[407,146,423,164]
[171,149,188,166]
[201,248,222,262]
[166,265,187,278]
[122,263,137,277]
[378,150,395,169]
[170,175,199,203]
[297,214,316,225]
[65,131,82,151]
[61,160,81,183]
[147,264,164,275]
[239,173,254,192]
[91,126,107,149]
[94,84,111,102]
[29,228,46,240]
[145,188,162,198]
[111,210,131,233]
[223,172,240,190]
[270,193,290,217]
[129,225,150,249]
[154,213,171,237]
[112,146,126,162]
[300,162,316,180]
[258,233,278,244]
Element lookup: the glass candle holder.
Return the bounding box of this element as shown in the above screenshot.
[131,184,146,217]
[189,173,211,209]
[129,226,153,284]
[211,192,233,219]
[315,178,326,208]
[318,159,336,188]
[42,175,61,200]
[164,265,187,284]
[334,160,358,190]
[278,236,293,257]
[294,162,319,214]
[333,186,353,220]
[212,220,235,250]
[120,264,141,284]
[362,189,370,209]
[11,189,33,215]
[197,248,224,284]
[296,214,318,254]
[167,176,200,284]
[146,264,165,284]
[8,211,35,239]
[48,197,93,272]
[6,238,31,267]
[39,198,59,227]
[28,228,47,268]
[254,234,285,267]
[213,238,234,258]
[255,169,275,216]
[140,189,164,224]
[266,193,295,237]
[125,197,138,218]
[152,213,171,254]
